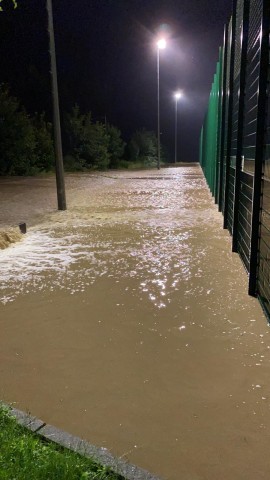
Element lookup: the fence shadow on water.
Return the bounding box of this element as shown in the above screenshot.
[200,0,270,321]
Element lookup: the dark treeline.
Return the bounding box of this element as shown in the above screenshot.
[0,1,170,175]
[0,1,169,175]
[0,84,168,175]
[0,84,54,175]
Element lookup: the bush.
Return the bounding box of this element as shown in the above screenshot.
[106,125,126,168]
[0,85,54,176]
[32,113,54,172]
[127,129,158,167]
[64,106,110,170]
[63,155,84,171]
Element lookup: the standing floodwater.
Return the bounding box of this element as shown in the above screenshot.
[0,166,269,480]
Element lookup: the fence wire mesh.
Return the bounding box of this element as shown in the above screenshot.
[199,0,270,321]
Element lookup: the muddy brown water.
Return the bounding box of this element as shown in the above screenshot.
[0,166,270,480]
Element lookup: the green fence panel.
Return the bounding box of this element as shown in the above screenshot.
[199,0,270,323]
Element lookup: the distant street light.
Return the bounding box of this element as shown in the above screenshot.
[157,38,166,170]
[174,91,182,164]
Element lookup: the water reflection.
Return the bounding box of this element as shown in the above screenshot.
[0,167,270,480]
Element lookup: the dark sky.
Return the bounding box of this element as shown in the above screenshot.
[0,0,232,162]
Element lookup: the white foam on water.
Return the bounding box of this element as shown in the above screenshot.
[0,229,99,303]
[1,231,84,275]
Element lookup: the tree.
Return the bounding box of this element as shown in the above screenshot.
[32,113,54,172]
[64,104,84,162]
[0,84,54,175]
[106,124,126,168]
[82,120,110,169]
[64,105,110,170]
[0,0,17,11]
[127,129,158,167]
[0,84,36,175]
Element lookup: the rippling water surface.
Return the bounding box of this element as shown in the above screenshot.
[0,166,270,480]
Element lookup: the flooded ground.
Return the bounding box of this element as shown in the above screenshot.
[0,165,269,480]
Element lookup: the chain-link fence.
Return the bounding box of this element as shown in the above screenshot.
[200,0,270,320]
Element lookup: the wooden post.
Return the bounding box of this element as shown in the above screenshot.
[47,0,67,211]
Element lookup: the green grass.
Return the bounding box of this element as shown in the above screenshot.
[0,404,124,480]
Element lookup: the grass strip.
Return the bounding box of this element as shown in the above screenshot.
[0,403,124,480]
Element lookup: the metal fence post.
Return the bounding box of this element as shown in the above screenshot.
[223,1,237,230]
[214,48,223,205]
[218,25,229,212]
[248,0,270,296]
[232,0,250,252]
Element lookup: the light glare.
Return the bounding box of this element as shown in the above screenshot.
[157,38,166,49]
[174,91,182,100]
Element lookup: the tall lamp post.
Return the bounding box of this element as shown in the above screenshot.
[157,38,166,170]
[174,91,182,164]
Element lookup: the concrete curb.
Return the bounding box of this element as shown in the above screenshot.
[8,405,163,480]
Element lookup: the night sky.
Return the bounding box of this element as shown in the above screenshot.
[0,0,232,162]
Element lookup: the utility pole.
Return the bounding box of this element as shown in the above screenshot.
[47,0,66,210]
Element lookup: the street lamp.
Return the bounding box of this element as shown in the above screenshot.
[157,38,166,170]
[174,91,182,164]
